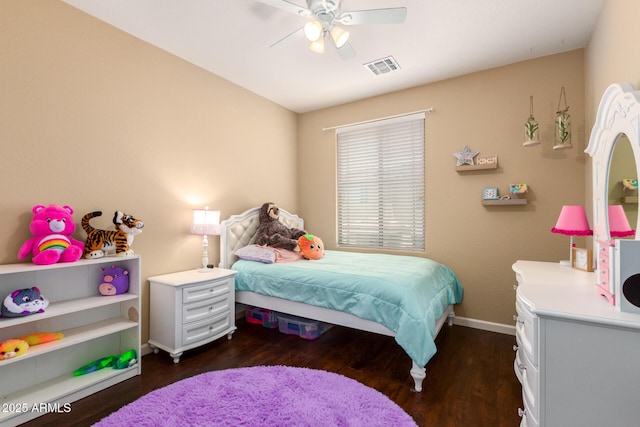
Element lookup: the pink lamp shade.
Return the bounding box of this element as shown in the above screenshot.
[551,205,593,236]
[608,205,635,237]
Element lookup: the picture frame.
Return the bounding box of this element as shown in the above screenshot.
[571,247,593,272]
[482,187,499,200]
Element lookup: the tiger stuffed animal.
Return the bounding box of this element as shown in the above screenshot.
[82,211,144,258]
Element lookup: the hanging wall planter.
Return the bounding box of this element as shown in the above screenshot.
[553,87,572,150]
[523,95,540,147]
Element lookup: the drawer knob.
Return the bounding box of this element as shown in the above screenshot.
[513,345,518,352]
[513,283,519,290]
[518,408,526,418]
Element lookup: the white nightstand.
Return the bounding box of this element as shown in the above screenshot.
[148,268,237,363]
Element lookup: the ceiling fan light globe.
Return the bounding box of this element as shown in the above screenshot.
[304,20,323,41]
[309,38,325,54]
[330,26,349,48]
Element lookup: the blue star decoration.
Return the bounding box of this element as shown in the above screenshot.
[453,146,479,166]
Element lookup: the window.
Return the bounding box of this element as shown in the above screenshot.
[336,112,425,251]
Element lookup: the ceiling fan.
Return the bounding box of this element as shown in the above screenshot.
[256,0,407,59]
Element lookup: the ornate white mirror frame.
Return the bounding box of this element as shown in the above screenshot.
[585,82,640,307]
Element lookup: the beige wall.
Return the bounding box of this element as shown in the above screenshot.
[584,0,640,235]
[585,0,640,128]
[0,0,299,342]
[2,0,634,337]
[298,51,587,325]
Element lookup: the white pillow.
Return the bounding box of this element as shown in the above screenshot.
[234,245,277,264]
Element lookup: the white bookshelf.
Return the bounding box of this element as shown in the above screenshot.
[0,256,141,426]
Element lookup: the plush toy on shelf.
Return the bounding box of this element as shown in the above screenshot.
[298,234,325,260]
[17,332,64,346]
[73,355,115,376]
[255,202,306,251]
[81,211,144,259]
[98,265,129,296]
[73,349,137,376]
[0,339,29,361]
[17,204,85,265]
[1,287,49,318]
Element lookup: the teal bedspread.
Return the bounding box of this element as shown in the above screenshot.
[233,250,463,366]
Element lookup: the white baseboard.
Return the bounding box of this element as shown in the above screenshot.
[140,342,153,356]
[453,316,516,336]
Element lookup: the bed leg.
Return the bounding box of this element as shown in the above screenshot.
[410,361,426,392]
[447,310,455,327]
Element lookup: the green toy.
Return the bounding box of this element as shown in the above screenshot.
[114,349,137,369]
[73,349,137,376]
[73,355,115,376]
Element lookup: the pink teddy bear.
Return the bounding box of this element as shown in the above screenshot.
[18,204,85,265]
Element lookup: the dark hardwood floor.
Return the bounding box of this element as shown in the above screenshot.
[21,321,522,427]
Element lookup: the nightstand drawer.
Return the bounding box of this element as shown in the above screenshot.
[182,278,233,303]
[182,311,232,347]
[182,293,230,324]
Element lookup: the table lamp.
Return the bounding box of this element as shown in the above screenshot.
[608,205,636,237]
[191,207,220,272]
[551,205,592,266]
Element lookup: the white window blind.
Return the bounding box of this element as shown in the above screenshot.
[336,112,425,251]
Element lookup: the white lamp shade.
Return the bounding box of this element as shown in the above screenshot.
[330,26,349,48]
[304,20,323,42]
[309,37,325,54]
[191,208,220,235]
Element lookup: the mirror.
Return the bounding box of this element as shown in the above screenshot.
[608,134,638,236]
[586,83,640,306]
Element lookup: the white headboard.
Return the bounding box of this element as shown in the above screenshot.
[219,206,304,269]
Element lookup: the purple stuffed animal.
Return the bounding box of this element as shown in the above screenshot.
[98,265,129,296]
[1,287,49,318]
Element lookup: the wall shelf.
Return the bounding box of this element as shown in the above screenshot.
[482,199,527,206]
[456,163,498,172]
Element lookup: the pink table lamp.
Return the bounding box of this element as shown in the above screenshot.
[551,205,593,266]
[608,205,635,237]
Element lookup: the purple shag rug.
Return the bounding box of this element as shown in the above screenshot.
[93,365,417,427]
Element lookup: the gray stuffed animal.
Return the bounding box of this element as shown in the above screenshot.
[254,202,306,251]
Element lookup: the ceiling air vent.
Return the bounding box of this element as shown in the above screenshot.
[364,56,401,75]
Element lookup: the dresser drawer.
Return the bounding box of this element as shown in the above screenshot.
[182,278,233,304]
[515,347,538,414]
[515,295,537,365]
[182,311,232,347]
[182,293,230,324]
[519,391,539,427]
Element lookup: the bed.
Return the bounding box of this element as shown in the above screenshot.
[219,206,463,392]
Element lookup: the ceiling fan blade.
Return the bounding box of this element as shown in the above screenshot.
[255,0,311,17]
[337,7,407,25]
[269,26,304,48]
[336,41,356,60]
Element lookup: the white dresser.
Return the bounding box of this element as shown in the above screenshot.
[148,268,237,363]
[512,260,640,427]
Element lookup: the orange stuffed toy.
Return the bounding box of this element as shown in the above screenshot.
[298,234,324,260]
[0,339,29,360]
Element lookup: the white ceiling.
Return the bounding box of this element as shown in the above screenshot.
[61,0,604,113]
